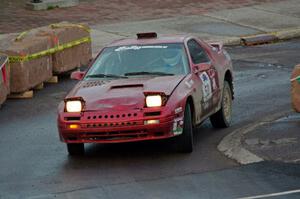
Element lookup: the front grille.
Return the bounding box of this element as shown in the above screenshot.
[144,111,161,117]
[81,130,148,141]
[82,120,142,128]
[81,111,142,128]
[84,112,139,120]
[65,130,165,141]
[65,117,81,121]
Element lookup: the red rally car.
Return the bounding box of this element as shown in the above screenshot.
[57,32,234,155]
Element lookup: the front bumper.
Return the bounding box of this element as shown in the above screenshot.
[58,110,183,143]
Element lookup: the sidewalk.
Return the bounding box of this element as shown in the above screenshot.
[1,0,300,56]
[243,113,300,164]
[89,0,300,55]
[218,111,300,165]
[0,0,283,34]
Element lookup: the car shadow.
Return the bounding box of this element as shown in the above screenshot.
[63,120,223,161]
[58,120,237,184]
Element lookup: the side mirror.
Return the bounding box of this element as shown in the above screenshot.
[71,71,85,80]
[210,42,223,53]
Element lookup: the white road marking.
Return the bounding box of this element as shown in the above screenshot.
[238,189,300,199]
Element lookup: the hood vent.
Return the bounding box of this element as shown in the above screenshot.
[83,80,109,88]
[110,84,143,89]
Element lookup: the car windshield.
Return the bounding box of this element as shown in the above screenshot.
[85,43,190,79]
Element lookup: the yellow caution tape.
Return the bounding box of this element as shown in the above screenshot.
[49,23,91,33]
[9,36,91,63]
[14,23,90,42]
[15,31,29,42]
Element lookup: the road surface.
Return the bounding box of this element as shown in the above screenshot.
[0,39,299,198]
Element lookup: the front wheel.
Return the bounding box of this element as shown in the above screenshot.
[173,104,194,153]
[210,81,233,128]
[67,143,84,156]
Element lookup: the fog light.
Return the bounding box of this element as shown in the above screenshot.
[69,124,80,129]
[144,120,160,125]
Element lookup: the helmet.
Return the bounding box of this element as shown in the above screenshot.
[162,49,181,67]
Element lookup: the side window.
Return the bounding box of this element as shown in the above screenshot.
[187,39,210,64]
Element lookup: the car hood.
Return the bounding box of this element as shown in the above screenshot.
[67,75,186,111]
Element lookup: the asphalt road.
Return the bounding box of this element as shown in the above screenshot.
[0,39,300,199]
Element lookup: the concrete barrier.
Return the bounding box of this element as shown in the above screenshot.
[34,22,92,74]
[0,22,92,96]
[0,33,53,93]
[240,33,279,46]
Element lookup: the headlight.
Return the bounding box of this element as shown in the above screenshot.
[146,95,162,107]
[65,100,83,113]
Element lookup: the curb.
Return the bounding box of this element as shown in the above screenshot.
[224,27,300,46]
[274,28,300,40]
[89,27,300,49]
[221,38,241,46]
[26,0,79,11]
[218,111,292,165]
[240,34,278,46]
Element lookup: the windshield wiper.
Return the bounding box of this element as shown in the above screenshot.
[124,71,174,76]
[86,73,128,79]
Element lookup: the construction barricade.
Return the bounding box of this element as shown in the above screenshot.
[0,22,92,98]
[33,22,92,74]
[0,33,52,94]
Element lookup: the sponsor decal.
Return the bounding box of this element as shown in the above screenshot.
[185,79,194,88]
[212,78,217,91]
[115,45,168,52]
[199,72,212,102]
[173,117,184,135]
[175,107,183,114]
[208,69,218,91]
[173,127,183,135]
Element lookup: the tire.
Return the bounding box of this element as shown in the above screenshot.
[173,104,194,153]
[67,143,84,156]
[210,81,233,128]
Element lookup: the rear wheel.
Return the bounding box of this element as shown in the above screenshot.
[210,81,232,128]
[67,143,84,156]
[173,103,194,153]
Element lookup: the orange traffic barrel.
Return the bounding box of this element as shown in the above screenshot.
[291,64,300,112]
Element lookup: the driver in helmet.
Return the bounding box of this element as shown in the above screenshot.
[161,48,183,74]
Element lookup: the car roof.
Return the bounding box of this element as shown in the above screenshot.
[107,34,191,47]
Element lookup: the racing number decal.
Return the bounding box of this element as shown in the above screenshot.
[199,69,219,107]
[199,72,212,102]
